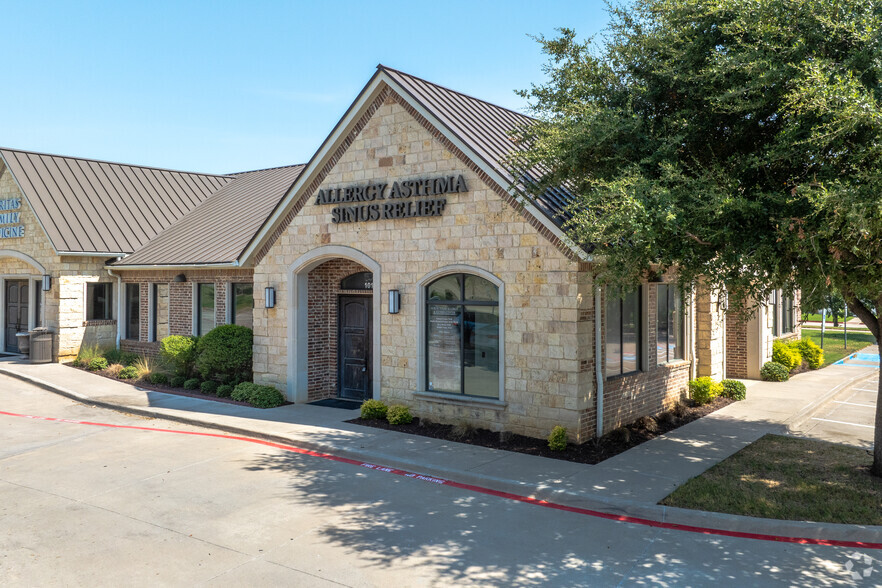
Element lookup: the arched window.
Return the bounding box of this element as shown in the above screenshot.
[426,273,499,397]
[340,271,373,291]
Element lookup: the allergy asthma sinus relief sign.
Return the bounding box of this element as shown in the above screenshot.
[314,174,467,224]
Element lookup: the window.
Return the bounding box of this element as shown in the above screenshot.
[770,291,780,337]
[782,294,795,334]
[231,283,253,329]
[340,272,373,291]
[125,283,140,340]
[606,287,641,377]
[33,281,41,328]
[197,283,215,335]
[426,273,499,398]
[656,284,684,364]
[86,283,112,320]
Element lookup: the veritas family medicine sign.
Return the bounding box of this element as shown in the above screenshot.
[0,198,25,239]
[314,174,467,224]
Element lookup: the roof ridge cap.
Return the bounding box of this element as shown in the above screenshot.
[229,162,307,175]
[377,64,535,122]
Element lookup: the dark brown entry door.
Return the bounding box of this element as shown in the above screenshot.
[5,280,29,353]
[338,296,371,400]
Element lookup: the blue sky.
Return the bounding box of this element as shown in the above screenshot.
[4,1,608,174]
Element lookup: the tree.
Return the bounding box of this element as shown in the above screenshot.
[801,287,845,327]
[511,0,882,472]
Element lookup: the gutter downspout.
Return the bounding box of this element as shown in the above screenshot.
[595,287,604,439]
[107,264,123,348]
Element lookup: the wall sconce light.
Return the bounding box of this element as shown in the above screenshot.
[388,289,400,314]
[173,273,187,283]
[265,287,276,309]
[42,275,51,291]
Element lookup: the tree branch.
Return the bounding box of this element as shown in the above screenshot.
[685,232,712,246]
[842,289,881,342]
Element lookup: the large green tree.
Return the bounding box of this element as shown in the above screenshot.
[511,0,882,472]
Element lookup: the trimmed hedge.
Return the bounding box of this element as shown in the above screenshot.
[170,375,187,388]
[761,361,790,382]
[360,399,388,420]
[772,340,802,371]
[183,378,201,390]
[721,379,747,401]
[387,405,413,425]
[548,425,568,451]
[160,335,199,377]
[689,377,723,405]
[231,382,285,408]
[118,366,139,379]
[793,339,824,369]
[200,380,219,395]
[88,357,108,372]
[195,325,253,383]
[216,384,234,398]
[149,372,169,386]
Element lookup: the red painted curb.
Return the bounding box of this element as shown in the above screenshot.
[3,409,880,549]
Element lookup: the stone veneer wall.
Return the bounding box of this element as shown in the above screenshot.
[252,90,596,442]
[117,269,253,355]
[600,281,691,433]
[306,259,370,401]
[0,166,115,360]
[695,283,727,380]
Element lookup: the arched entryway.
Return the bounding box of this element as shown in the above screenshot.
[0,250,46,354]
[287,246,382,404]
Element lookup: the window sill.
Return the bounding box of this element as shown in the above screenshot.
[412,390,507,411]
[657,359,690,369]
[605,370,642,382]
[83,319,116,327]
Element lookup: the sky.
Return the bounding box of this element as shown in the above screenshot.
[2,1,609,175]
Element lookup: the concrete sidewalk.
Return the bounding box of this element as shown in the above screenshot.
[1,356,880,544]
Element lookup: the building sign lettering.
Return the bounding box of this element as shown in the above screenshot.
[314,174,467,224]
[0,199,24,239]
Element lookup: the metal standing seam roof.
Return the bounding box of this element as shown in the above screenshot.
[379,65,576,227]
[114,164,306,266]
[0,148,232,254]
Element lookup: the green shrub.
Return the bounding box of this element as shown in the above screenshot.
[249,386,285,408]
[120,351,140,366]
[721,379,747,401]
[772,339,802,371]
[689,376,723,405]
[103,348,122,364]
[548,425,568,451]
[77,344,104,366]
[761,361,790,382]
[230,382,284,408]
[183,378,201,390]
[195,325,253,383]
[231,382,257,402]
[160,335,199,377]
[149,372,169,386]
[118,366,139,379]
[216,384,234,398]
[793,339,824,369]
[170,375,187,388]
[360,399,388,420]
[87,357,108,371]
[200,380,219,395]
[386,405,413,425]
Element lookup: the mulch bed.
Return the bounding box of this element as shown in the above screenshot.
[348,396,734,465]
[63,363,291,407]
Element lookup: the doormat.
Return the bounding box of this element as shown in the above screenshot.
[309,398,363,410]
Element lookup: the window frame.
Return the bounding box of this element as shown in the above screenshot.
[782,293,795,334]
[195,282,216,336]
[421,269,504,401]
[656,284,684,365]
[125,283,140,341]
[229,282,254,329]
[605,286,642,378]
[86,282,113,321]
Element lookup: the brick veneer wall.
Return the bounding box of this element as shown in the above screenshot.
[306,259,369,401]
[725,313,748,378]
[118,269,253,353]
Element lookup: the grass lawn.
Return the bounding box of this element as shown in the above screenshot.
[660,435,882,525]
[801,328,877,367]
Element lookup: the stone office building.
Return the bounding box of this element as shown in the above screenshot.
[0,66,798,442]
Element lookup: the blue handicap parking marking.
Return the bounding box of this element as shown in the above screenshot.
[834,352,880,366]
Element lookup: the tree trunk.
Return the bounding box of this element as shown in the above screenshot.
[833,314,839,327]
[842,293,882,476]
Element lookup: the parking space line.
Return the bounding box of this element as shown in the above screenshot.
[811,418,874,429]
[834,401,876,408]
[854,388,879,393]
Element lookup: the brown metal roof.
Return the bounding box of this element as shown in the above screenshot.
[379,65,575,227]
[115,164,305,266]
[0,147,231,254]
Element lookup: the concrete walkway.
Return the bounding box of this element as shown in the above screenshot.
[1,355,880,544]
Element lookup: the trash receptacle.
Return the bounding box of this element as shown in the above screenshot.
[15,332,30,355]
[30,328,53,363]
